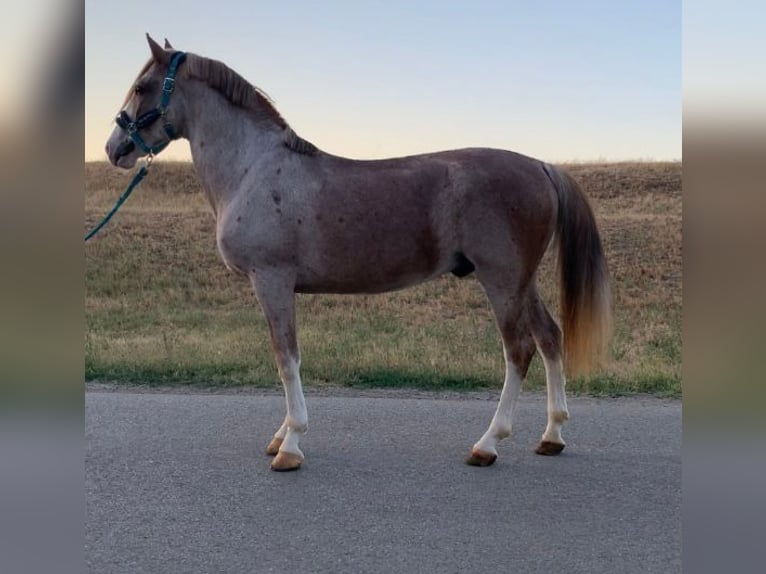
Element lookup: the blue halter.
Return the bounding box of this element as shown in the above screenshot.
[115,51,187,156]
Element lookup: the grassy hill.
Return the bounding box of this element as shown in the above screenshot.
[85,160,681,395]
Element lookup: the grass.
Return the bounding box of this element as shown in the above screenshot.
[85,160,682,396]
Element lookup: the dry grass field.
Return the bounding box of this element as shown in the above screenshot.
[85,160,681,395]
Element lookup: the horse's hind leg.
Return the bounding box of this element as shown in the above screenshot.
[251,272,307,471]
[466,277,536,467]
[528,288,569,455]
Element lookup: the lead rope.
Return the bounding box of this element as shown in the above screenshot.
[84,155,153,242]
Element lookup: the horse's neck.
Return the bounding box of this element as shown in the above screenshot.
[184,84,284,210]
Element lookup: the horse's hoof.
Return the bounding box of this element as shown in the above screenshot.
[535,441,565,456]
[265,437,283,456]
[466,449,497,467]
[270,451,303,471]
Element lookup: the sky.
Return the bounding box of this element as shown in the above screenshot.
[85,1,681,163]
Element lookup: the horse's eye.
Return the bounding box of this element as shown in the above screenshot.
[134,85,144,95]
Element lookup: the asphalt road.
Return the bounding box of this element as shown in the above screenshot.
[85,389,681,574]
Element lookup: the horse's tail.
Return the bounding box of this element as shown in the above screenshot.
[544,163,612,376]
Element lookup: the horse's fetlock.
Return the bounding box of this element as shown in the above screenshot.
[551,410,569,424]
[494,424,512,440]
[286,417,308,433]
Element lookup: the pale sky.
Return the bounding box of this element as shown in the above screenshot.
[85,1,681,163]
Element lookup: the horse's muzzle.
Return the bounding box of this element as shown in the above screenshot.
[114,140,136,163]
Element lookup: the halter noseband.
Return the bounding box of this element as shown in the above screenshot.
[115,51,187,156]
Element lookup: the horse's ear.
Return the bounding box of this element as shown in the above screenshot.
[146,33,169,65]
[164,38,174,50]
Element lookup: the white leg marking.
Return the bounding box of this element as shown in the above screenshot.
[540,354,569,445]
[473,359,523,455]
[277,356,308,459]
[251,274,307,465]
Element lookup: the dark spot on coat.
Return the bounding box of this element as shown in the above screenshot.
[244,167,249,175]
[199,141,205,148]
[236,216,241,222]
[275,208,282,215]
[276,168,281,175]
[271,190,282,205]
[338,217,345,223]
[297,218,302,225]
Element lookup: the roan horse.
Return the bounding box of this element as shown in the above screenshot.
[105,36,611,471]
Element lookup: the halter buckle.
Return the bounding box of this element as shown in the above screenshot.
[162,77,175,93]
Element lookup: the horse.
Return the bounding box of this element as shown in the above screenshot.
[105,35,612,471]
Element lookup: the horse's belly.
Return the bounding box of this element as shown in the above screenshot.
[295,244,448,294]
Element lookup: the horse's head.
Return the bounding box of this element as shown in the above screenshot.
[106,35,186,169]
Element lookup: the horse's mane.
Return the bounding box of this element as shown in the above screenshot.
[183,53,317,155]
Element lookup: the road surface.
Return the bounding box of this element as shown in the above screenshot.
[86,388,680,573]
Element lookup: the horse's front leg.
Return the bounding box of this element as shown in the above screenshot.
[251,272,307,471]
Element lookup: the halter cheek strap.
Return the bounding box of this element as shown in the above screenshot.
[115,51,187,156]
